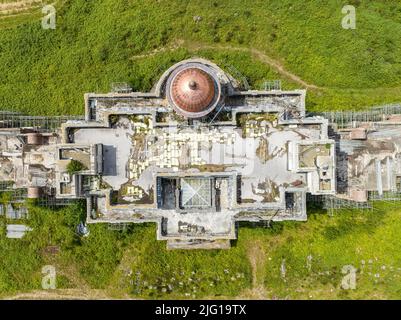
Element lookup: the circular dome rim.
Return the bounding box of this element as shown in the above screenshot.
[170,68,215,114]
[166,63,222,118]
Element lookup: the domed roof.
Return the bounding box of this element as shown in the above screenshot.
[167,66,220,118]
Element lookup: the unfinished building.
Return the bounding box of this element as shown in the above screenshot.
[0,58,399,248]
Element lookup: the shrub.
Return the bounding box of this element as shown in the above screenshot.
[66,160,86,175]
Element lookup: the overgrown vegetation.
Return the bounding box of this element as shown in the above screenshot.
[0,200,252,298]
[0,202,82,295]
[2,0,401,300]
[261,203,401,299]
[66,159,85,175]
[2,201,401,299]
[1,0,401,115]
[0,201,131,295]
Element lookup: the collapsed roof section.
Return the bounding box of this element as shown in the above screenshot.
[5,59,401,248]
[55,58,331,248]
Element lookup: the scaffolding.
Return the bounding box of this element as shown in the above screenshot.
[205,101,227,125]
[263,80,282,91]
[111,82,133,93]
[108,222,129,231]
[307,194,373,216]
[35,195,79,208]
[0,181,14,192]
[0,111,84,132]
[323,196,373,216]
[307,104,401,129]
[0,188,78,211]
[222,63,250,91]
[368,190,401,202]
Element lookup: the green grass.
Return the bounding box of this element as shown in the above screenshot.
[0,201,131,295]
[2,0,401,300]
[1,0,401,115]
[0,202,80,295]
[2,201,401,299]
[261,203,401,299]
[66,159,85,174]
[0,200,253,299]
[110,225,252,299]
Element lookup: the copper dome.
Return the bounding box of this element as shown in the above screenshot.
[168,67,220,118]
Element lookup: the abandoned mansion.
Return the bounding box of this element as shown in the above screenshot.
[1,58,401,248]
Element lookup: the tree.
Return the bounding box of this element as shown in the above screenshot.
[66,160,86,175]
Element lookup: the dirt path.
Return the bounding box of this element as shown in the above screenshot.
[130,39,186,60]
[0,0,42,14]
[3,289,124,300]
[130,39,320,90]
[185,41,320,90]
[240,240,269,299]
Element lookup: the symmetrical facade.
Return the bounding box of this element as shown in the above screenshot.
[1,58,400,248]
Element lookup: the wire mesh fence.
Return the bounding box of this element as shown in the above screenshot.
[307,104,401,129]
[0,111,84,132]
[108,222,129,231]
[307,194,373,215]
[368,190,401,201]
[262,80,282,91]
[0,181,14,192]
[0,188,78,210]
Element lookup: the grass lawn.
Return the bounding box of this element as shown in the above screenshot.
[0,199,253,299]
[260,203,401,299]
[2,200,401,299]
[2,0,401,300]
[1,0,401,115]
